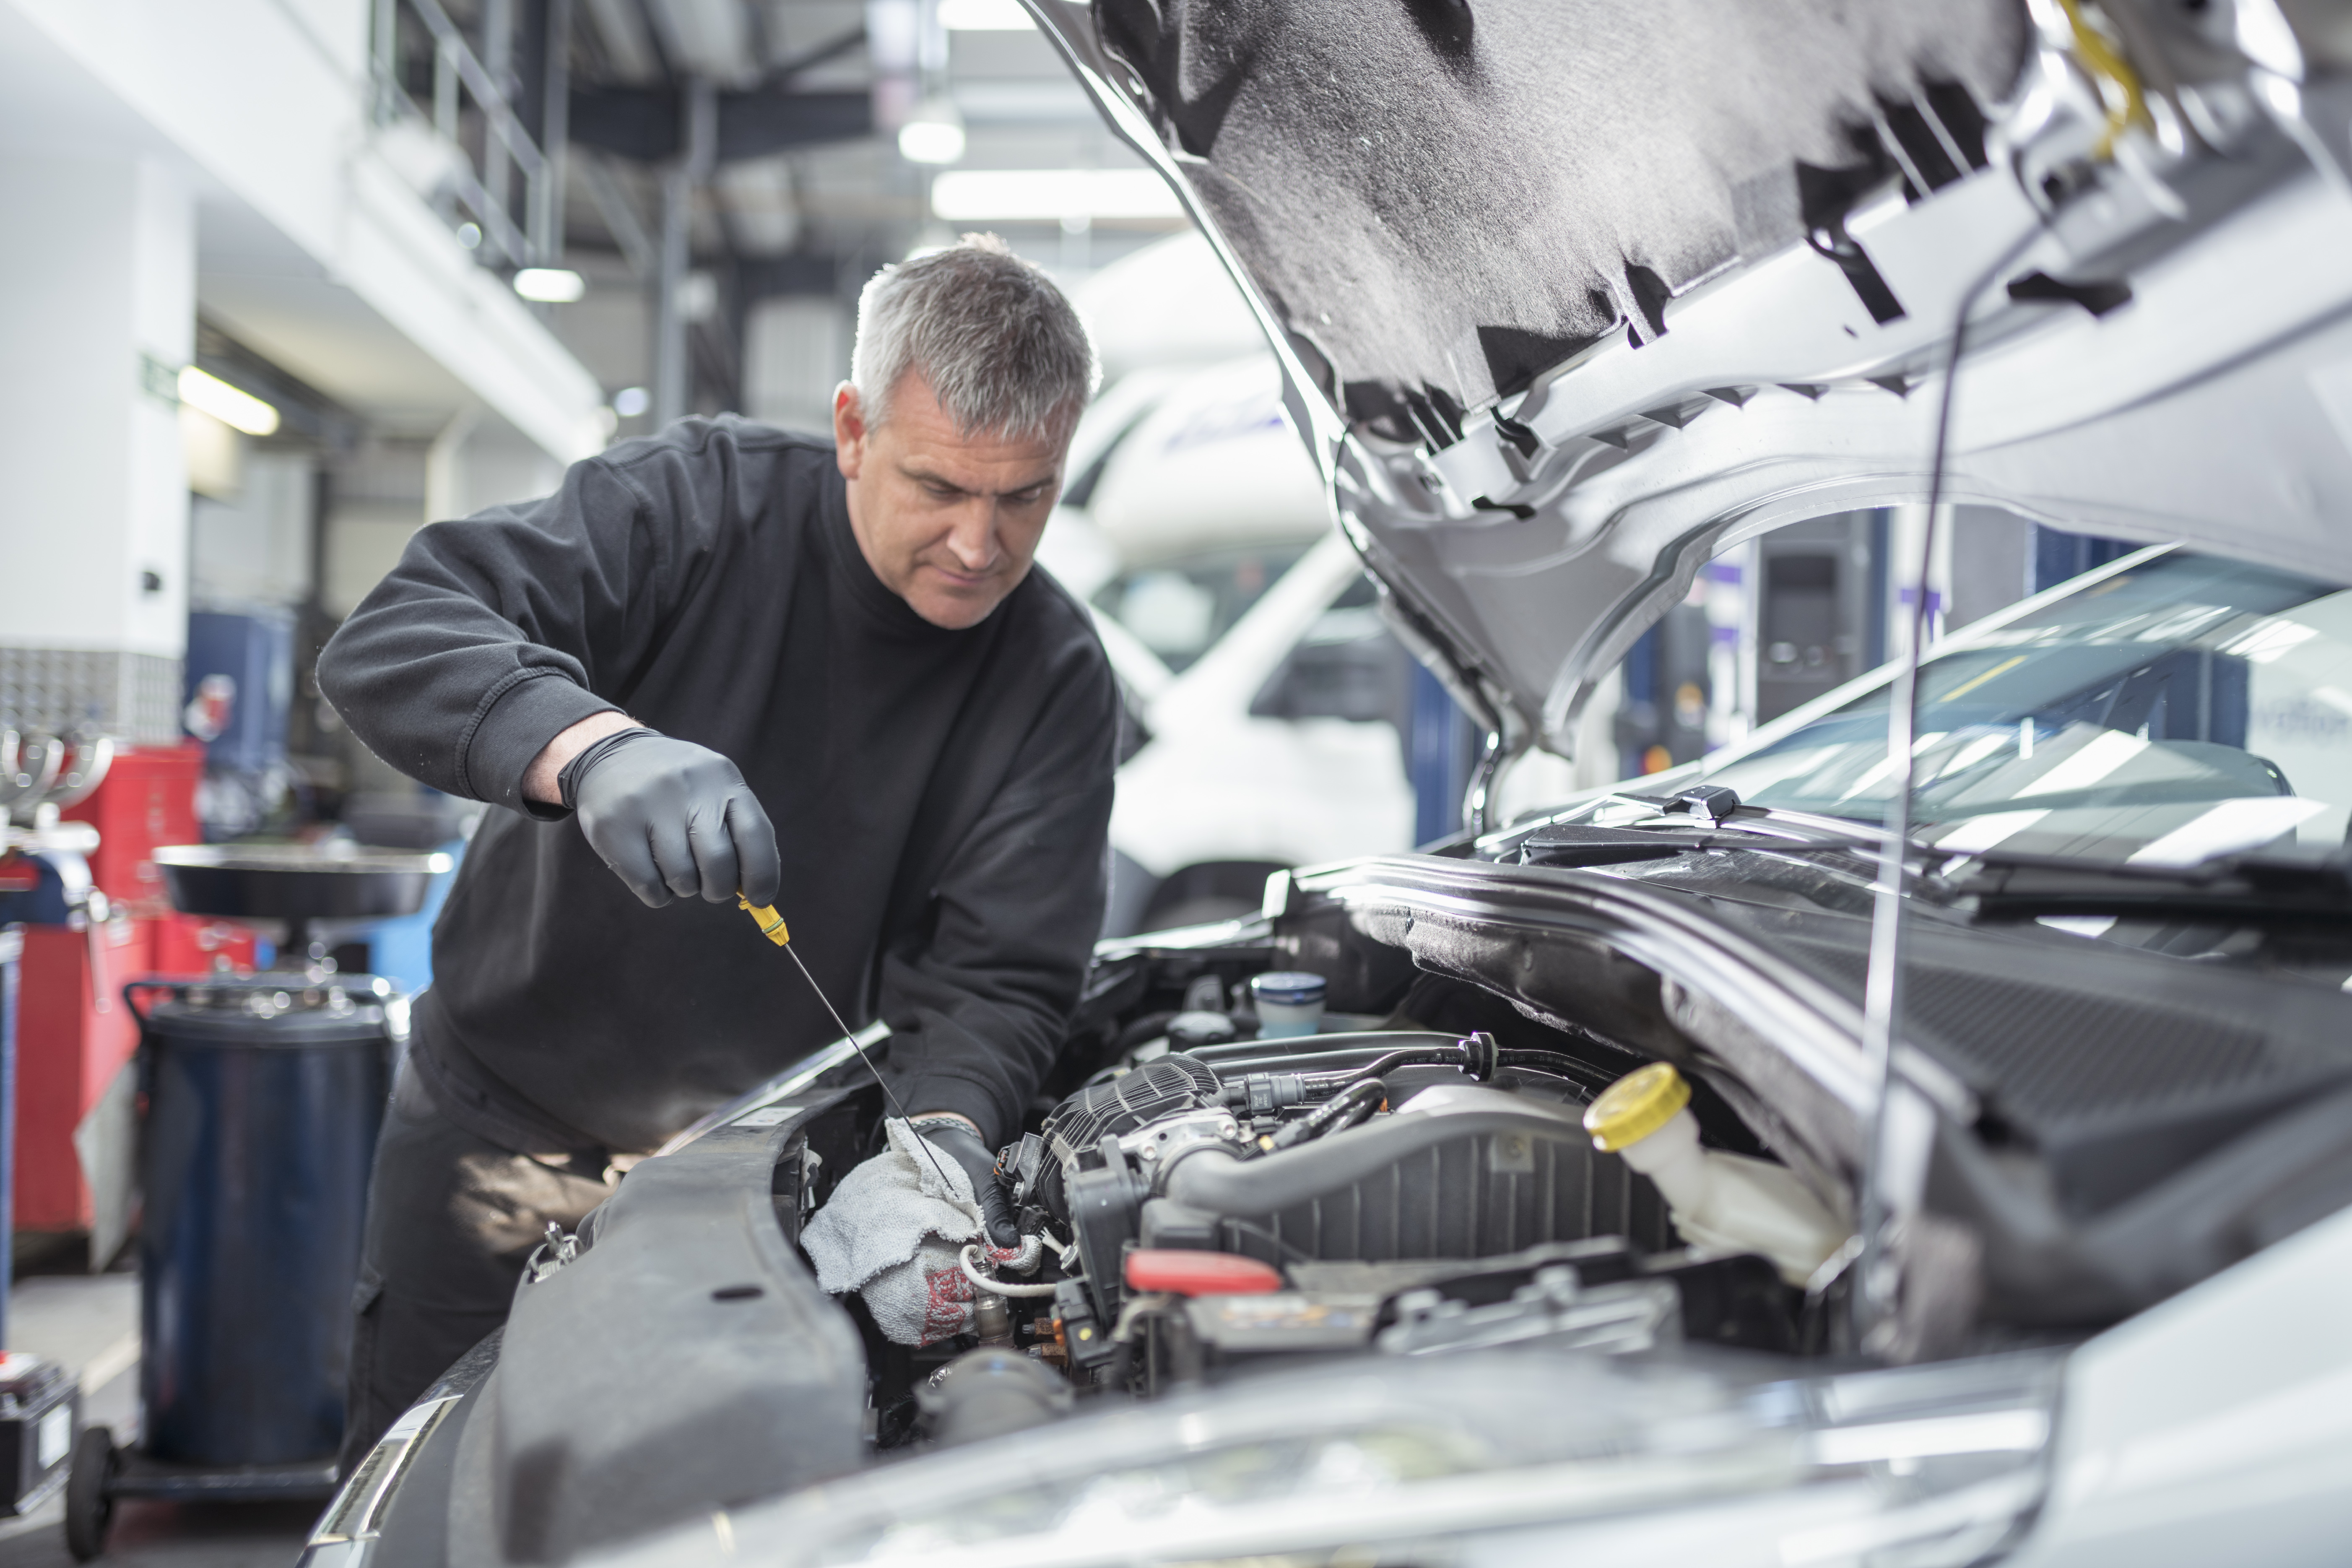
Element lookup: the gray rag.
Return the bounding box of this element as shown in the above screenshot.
[803,1118,990,1346]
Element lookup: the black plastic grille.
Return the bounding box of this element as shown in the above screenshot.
[1039,1056,1221,1212]
[1223,1127,1675,1267]
[1783,939,2300,1123]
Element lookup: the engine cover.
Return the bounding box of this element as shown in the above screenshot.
[1047,1069,1678,1323]
[1153,1084,1674,1267]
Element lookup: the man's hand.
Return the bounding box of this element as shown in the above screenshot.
[912,1116,1018,1247]
[561,728,782,908]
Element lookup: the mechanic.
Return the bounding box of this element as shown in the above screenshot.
[316,235,1116,1472]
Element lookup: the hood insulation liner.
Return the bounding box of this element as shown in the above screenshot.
[1095,0,2030,438]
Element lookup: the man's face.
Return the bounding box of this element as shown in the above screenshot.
[834,373,1071,630]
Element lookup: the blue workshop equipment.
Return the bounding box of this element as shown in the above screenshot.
[127,978,392,1467]
[361,837,463,997]
[1407,665,1476,846]
[61,836,439,1557]
[182,609,294,775]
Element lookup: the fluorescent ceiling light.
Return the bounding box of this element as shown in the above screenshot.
[898,100,967,165]
[177,366,279,437]
[899,119,967,165]
[938,0,1034,29]
[513,267,587,303]
[930,169,1182,223]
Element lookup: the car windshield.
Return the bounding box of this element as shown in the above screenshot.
[1698,550,2352,864]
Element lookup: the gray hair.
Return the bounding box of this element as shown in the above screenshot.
[850,234,1098,441]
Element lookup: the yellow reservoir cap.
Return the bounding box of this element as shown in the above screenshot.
[738,896,790,947]
[1585,1062,1691,1152]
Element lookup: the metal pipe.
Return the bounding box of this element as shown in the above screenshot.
[1853,221,2043,1360]
[652,75,715,429]
[483,0,514,231]
[579,152,657,278]
[1462,728,1520,840]
[372,0,399,125]
[434,36,458,141]
[407,0,548,177]
[533,0,572,265]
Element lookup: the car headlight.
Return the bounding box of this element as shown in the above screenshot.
[588,1346,2064,1568]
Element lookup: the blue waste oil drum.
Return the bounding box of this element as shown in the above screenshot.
[132,977,392,1466]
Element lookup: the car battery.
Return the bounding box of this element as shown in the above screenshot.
[0,1353,78,1516]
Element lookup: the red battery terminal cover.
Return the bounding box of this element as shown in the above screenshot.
[1122,1249,1284,1296]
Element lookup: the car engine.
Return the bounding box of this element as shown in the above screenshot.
[829,973,1831,1446]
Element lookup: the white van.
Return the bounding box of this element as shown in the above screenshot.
[1039,356,1419,934]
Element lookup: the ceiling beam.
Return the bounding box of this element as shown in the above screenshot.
[569,84,872,161]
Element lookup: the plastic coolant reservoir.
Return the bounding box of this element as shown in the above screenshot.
[1585,1063,1851,1287]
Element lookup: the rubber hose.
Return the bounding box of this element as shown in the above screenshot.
[1184,1032,1458,1072]
[1309,1048,1468,1089]
[1496,1049,1619,1091]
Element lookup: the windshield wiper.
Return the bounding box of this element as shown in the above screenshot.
[1517,790,1941,876]
[1950,847,2352,924]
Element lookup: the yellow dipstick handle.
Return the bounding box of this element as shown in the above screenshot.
[738,896,790,947]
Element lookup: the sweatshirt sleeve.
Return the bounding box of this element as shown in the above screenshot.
[874,622,1120,1147]
[315,448,681,812]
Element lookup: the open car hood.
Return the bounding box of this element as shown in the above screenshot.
[1027,0,2352,770]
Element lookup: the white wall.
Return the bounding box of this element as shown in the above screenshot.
[0,153,192,658]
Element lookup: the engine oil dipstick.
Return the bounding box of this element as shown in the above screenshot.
[736,895,956,1194]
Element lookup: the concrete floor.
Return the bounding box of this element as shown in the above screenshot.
[0,1274,317,1568]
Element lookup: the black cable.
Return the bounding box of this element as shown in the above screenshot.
[1269,1077,1386,1151]
[1307,1048,1463,1089]
[1301,1038,1614,1097]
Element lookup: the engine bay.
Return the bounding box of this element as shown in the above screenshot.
[383,864,2352,1565]
[788,952,1845,1452]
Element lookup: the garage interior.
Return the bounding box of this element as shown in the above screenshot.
[3,1,2313,1565]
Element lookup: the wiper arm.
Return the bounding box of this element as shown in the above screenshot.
[1518,809,1944,882]
[1951,847,2352,924]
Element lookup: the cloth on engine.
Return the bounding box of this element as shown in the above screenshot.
[803,1118,1000,1346]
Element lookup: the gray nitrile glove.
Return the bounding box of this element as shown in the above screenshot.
[559,728,782,908]
[915,1118,1020,1248]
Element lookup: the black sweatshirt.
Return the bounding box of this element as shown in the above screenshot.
[317,418,1118,1155]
